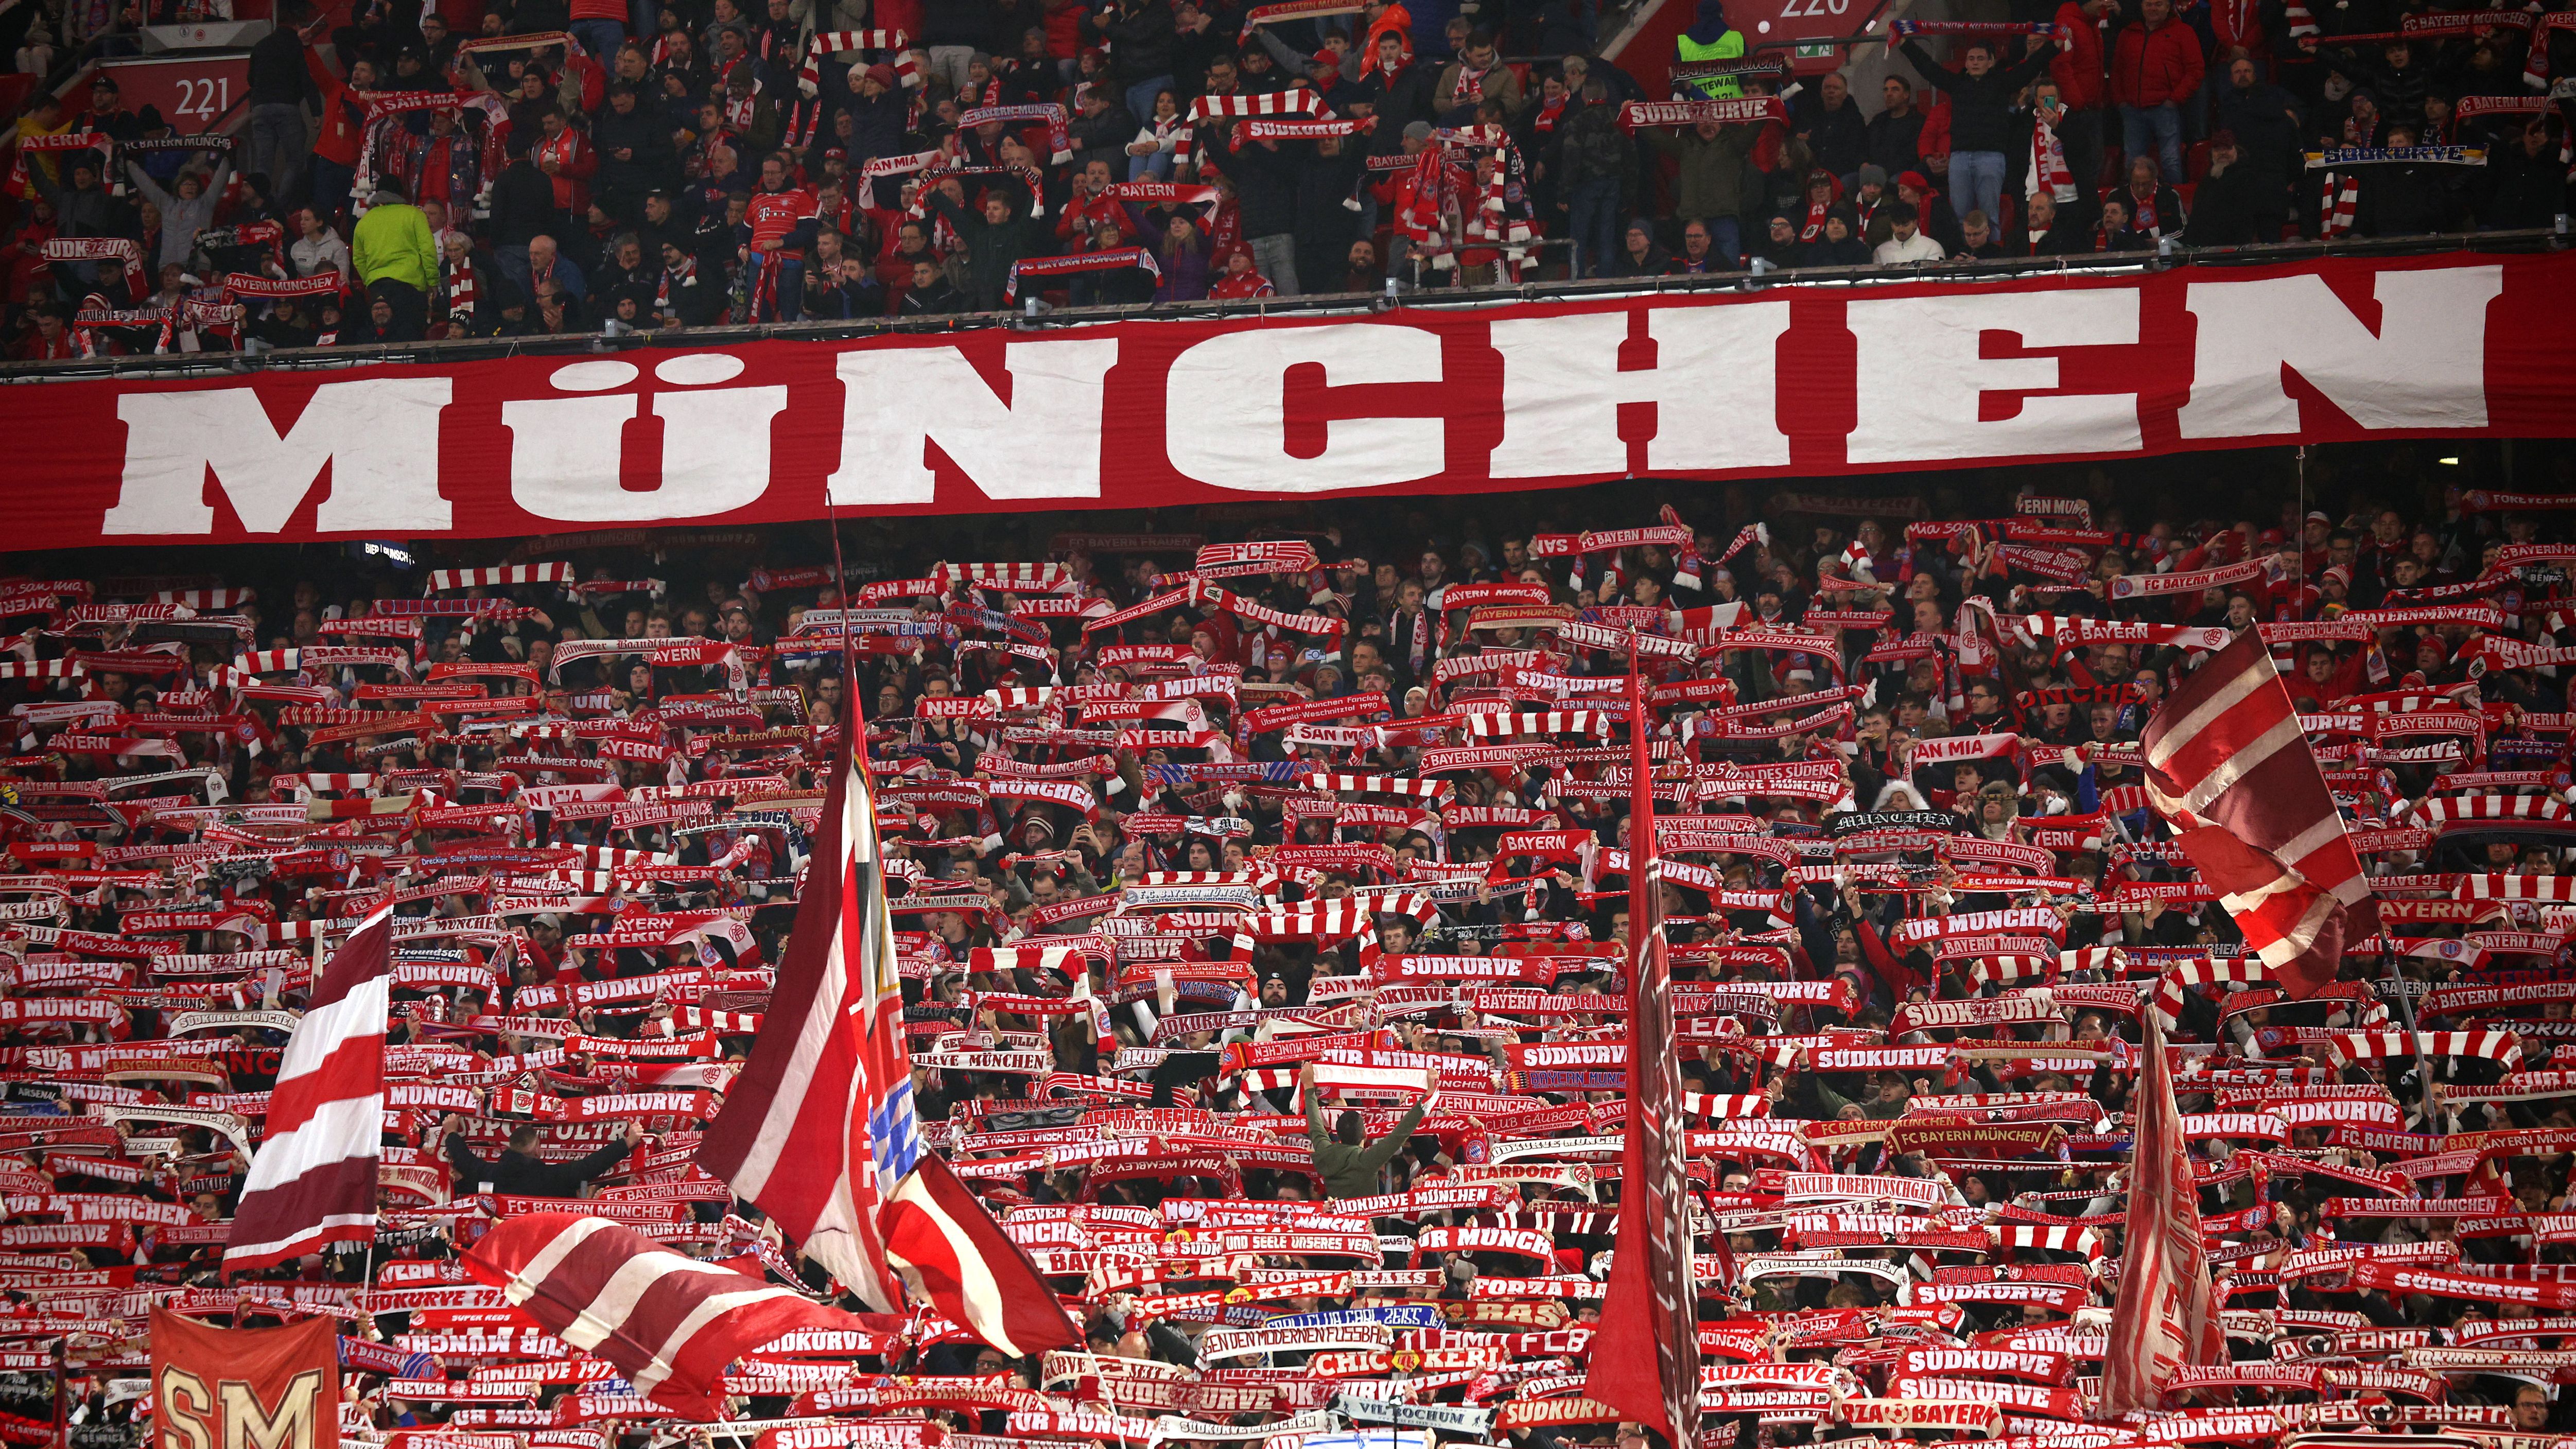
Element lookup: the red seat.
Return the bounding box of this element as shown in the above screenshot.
[2185,139,2213,186]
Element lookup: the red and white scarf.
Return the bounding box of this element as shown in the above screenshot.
[2523,10,2576,88]
[795,29,917,96]
[2030,118,2076,202]
[2319,172,2359,237]
[654,255,695,312]
[443,248,478,321]
[42,236,146,298]
[959,103,1072,164]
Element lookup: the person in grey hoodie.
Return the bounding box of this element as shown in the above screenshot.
[125,158,232,272]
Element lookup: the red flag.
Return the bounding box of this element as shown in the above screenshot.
[695,747,916,1311]
[2096,1010,2223,1413]
[698,731,1080,1359]
[463,1213,896,1421]
[1581,653,1700,1444]
[149,1307,341,1449]
[224,906,393,1274]
[2141,626,2376,997]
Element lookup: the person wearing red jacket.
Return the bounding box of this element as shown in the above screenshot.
[1207,246,1275,298]
[2110,0,2204,194]
[304,49,375,221]
[2050,0,2113,201]
[532,106,597,216]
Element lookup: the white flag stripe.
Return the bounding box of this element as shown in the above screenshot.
[270,979,389,1079]
[239,1094,387,1183]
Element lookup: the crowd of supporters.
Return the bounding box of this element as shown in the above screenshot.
[0,449,2570,1443]
[4,0,2573,358]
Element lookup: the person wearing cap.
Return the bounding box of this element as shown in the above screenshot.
[2184,127,2264,245]
[844,63,910,172]
[1886,169,1962,254]
[72,72,143,143]
[1871,199,1945,264]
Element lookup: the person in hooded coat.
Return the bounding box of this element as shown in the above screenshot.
[1676,0,1745,98]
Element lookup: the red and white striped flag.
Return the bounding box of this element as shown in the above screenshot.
[2142,627,2377,998]
[698,747,1081,1357]
[224,906,393,1274]
[2097,1009,2222,1413]
[463,1213,893,1420]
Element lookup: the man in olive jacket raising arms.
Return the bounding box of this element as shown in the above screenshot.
[1302,1064,1439,1199]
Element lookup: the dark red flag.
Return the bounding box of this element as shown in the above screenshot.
[1580,654,1701,1444]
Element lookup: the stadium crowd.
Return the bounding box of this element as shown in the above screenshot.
[4,0,2574,357]
[0,451,2572,1446]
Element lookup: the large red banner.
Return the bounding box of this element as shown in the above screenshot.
[9,252,2569,551]
[149,1307,340,1449]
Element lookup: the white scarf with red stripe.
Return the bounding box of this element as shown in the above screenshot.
[2029,118,2076,202]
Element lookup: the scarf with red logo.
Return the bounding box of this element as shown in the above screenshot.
[2030,117,2075,202]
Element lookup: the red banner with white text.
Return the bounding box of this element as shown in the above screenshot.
[148,1307,341,1449]
[6,252,2570,550]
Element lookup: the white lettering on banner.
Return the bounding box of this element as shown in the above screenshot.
[2177,266,2503,438]
[103,378,454,535]
[503,357,786,522]
[1165,324,1445,492]
[1487,304,1791,478]
[1849,290,2143,463]
[831,340,1118,504]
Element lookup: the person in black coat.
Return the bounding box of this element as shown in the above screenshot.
[1292,133,1368,297]
[1865,74,1931,179]
[1092,0,1180,124]
[1896,30,2055,224]
[901,258,969,314]
[1806,206,1873,264]
[593,82,677,222]
[2477,116,2566,229]
[1790,70,1872,181]
[2355,120,2458,235]
[2183,130,2266,243]
[443,1116,639,1196]
[2017,189,2085,253]
[2211,53,2302,237]
[1606,218,1672,275]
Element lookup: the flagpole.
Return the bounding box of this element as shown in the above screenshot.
[2379,933,2438,1129]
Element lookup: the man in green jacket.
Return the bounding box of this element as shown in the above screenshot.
[352,182,441,341]
[1638,116,1757,266]
[1302,1063,1438,1199]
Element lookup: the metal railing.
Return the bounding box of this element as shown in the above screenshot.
[2,225,2563,384]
